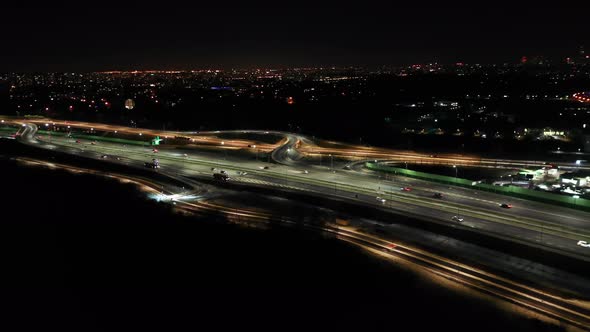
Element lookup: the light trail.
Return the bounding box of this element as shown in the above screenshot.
[175,198,590,330]
[13,154,590,330]
[4,116,588,170]
[18,121,590,260]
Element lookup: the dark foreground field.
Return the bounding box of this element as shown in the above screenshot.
[0,159,565,332]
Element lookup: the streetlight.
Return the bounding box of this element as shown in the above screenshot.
[453,165,458,181]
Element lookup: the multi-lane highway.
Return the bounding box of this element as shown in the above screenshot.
[7,116,589,171]
[5,118,590,329]
[12,120,590,260]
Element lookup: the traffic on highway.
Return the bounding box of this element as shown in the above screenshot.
[4,117,590,330]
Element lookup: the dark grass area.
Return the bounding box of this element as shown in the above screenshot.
[0,158,566,332]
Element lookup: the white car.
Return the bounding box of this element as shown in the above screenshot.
[577,240,590,248]
[376,197,386,204]
[451,216,464,222]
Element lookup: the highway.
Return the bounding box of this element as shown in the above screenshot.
[6,120,590,330]
[175,198,590,330]
[6,116,589,171]
[12,121,590,261]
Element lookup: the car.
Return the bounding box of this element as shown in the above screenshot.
[577,240,590,248]
[376,197,386,203]
[101,155,108,159]
[386,243,397,250]
[211,167,217,171]
[401,187,412,192]
[433,192,443,199]
[144,162,158,169]
[303,170,309,174]
[116,157,121,160]
[90,141,96,145]
[213,173,230,181]
[263,166,269,169]
[183,153,188,157]
[75,140,81,143]
[451,216,464,222]
[500,203,513,208]
[220,170,227,174]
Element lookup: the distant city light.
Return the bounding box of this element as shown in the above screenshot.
[124,99,135,110]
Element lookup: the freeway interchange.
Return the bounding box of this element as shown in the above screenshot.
[13,119,590,259]
[4,117,590,329]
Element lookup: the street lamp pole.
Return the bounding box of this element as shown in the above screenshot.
[330,154,333,172]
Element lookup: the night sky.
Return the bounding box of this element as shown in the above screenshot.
[2,2,589,71]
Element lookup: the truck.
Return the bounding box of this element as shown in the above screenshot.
[213,173,230,181]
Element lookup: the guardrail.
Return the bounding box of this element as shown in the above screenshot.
[366,162,590,211]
